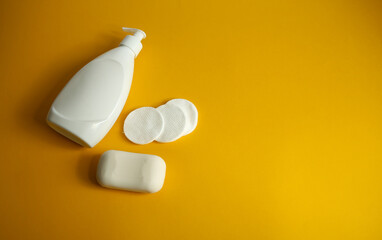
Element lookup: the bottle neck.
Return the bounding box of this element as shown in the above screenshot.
[119,44,137,58]
[120,35,143,58]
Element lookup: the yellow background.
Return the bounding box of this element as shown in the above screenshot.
[0,0,381,239]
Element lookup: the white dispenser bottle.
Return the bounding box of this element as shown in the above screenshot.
[47,27,146,147]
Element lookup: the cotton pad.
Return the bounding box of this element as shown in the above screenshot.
[156,104,187,143]
[97,150,166,193]
[124,107,164,144]
[167,99,198,136]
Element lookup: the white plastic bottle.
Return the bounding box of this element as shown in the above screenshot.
[47,27,146,147]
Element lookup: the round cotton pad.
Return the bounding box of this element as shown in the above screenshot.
[167,99,198,136]
[124,107,164,145]
[156,104,187,143]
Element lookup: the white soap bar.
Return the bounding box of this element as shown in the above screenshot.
[96,150,166,193]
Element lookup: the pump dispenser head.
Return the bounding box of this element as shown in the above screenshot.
[120,27,146,57]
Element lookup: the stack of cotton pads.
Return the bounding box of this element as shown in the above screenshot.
[124,99,198,144]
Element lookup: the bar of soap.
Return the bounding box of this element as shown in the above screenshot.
[96,150,166,193]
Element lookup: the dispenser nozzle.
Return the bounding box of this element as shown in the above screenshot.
[122,27,146,40]
[120,27,146,58]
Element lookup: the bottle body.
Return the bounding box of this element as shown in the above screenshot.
[47,46,135,147]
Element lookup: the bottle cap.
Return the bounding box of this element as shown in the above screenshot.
[120,27,146,58]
